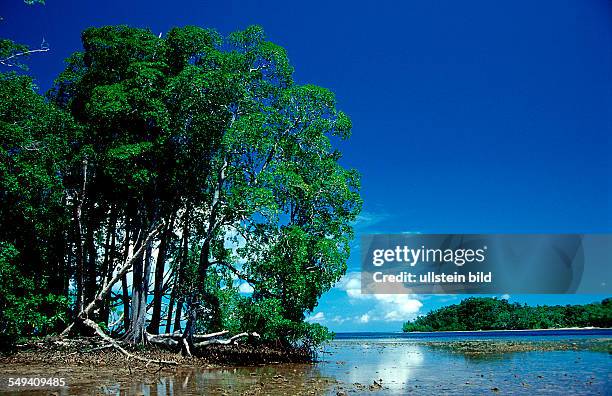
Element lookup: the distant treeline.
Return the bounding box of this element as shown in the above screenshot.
[402,297,612,332]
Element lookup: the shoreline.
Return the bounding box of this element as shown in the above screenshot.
[0,337,312,373]
[402,327,612,334]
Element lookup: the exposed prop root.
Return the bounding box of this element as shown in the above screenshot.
[108,312,124,329]
[60,323,74,337]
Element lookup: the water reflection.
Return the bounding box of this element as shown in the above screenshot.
[2,338,610,395]
[317,339,611,395]
[323,340,425,392]
[62,364,332,396]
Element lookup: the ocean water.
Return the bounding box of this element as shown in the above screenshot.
[334,328,612,340]
[319,329,612,395]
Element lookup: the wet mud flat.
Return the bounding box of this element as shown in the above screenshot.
[424,338,612,354]
[0,337,311,369]
[0,337,324,395]
[1,337,611,395]
[0,363,340,396]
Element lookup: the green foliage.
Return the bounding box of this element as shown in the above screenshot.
[403,297,612,332]
[226,296,333,348]
[1,23,359,353]
[0,72,78,271]
[0,72,76,341]
[0,242,68,340]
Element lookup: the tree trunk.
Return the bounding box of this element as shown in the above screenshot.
[148,212,175,334]
[74,158,88,315]
[173,208,190,334]
[60,223,163,337]
[173,296,183,334]
[183,160,225,348]
[48,195,68,297]
[122,236,152,345]
[64,227,72,302]
[100,205,118,325]
[121,275,130,331]
[48,227,66,296]
[164,272,177,333]
[121,211,132,332]
[84,220,97,312]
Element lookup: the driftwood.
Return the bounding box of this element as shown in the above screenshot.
[147,330,228,348]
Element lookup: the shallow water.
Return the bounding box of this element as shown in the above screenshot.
[320,339,611,395]
[1,331,610,395]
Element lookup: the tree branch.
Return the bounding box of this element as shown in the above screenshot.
[0,48,49,67]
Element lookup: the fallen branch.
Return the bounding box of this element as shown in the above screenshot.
[194,332,260,347]
[149,330,229,341]
[61,222,165,336]
[81,318,177,366]
[147,336,178,348]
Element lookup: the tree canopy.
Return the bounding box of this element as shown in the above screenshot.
[0,24,361,352]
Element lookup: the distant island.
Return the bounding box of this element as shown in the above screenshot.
[403,297,612,332]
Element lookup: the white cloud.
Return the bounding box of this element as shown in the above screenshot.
[306,312,325,323]
[501,294,510,300]
[376,294,423,321]
[335,272,423,324]
[336,272,363,299]
[351,211,388,231]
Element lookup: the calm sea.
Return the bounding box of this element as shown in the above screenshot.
[334,328,612,340]
[319,329,611,395]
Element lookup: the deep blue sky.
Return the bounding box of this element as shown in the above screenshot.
[2,0,610,331]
